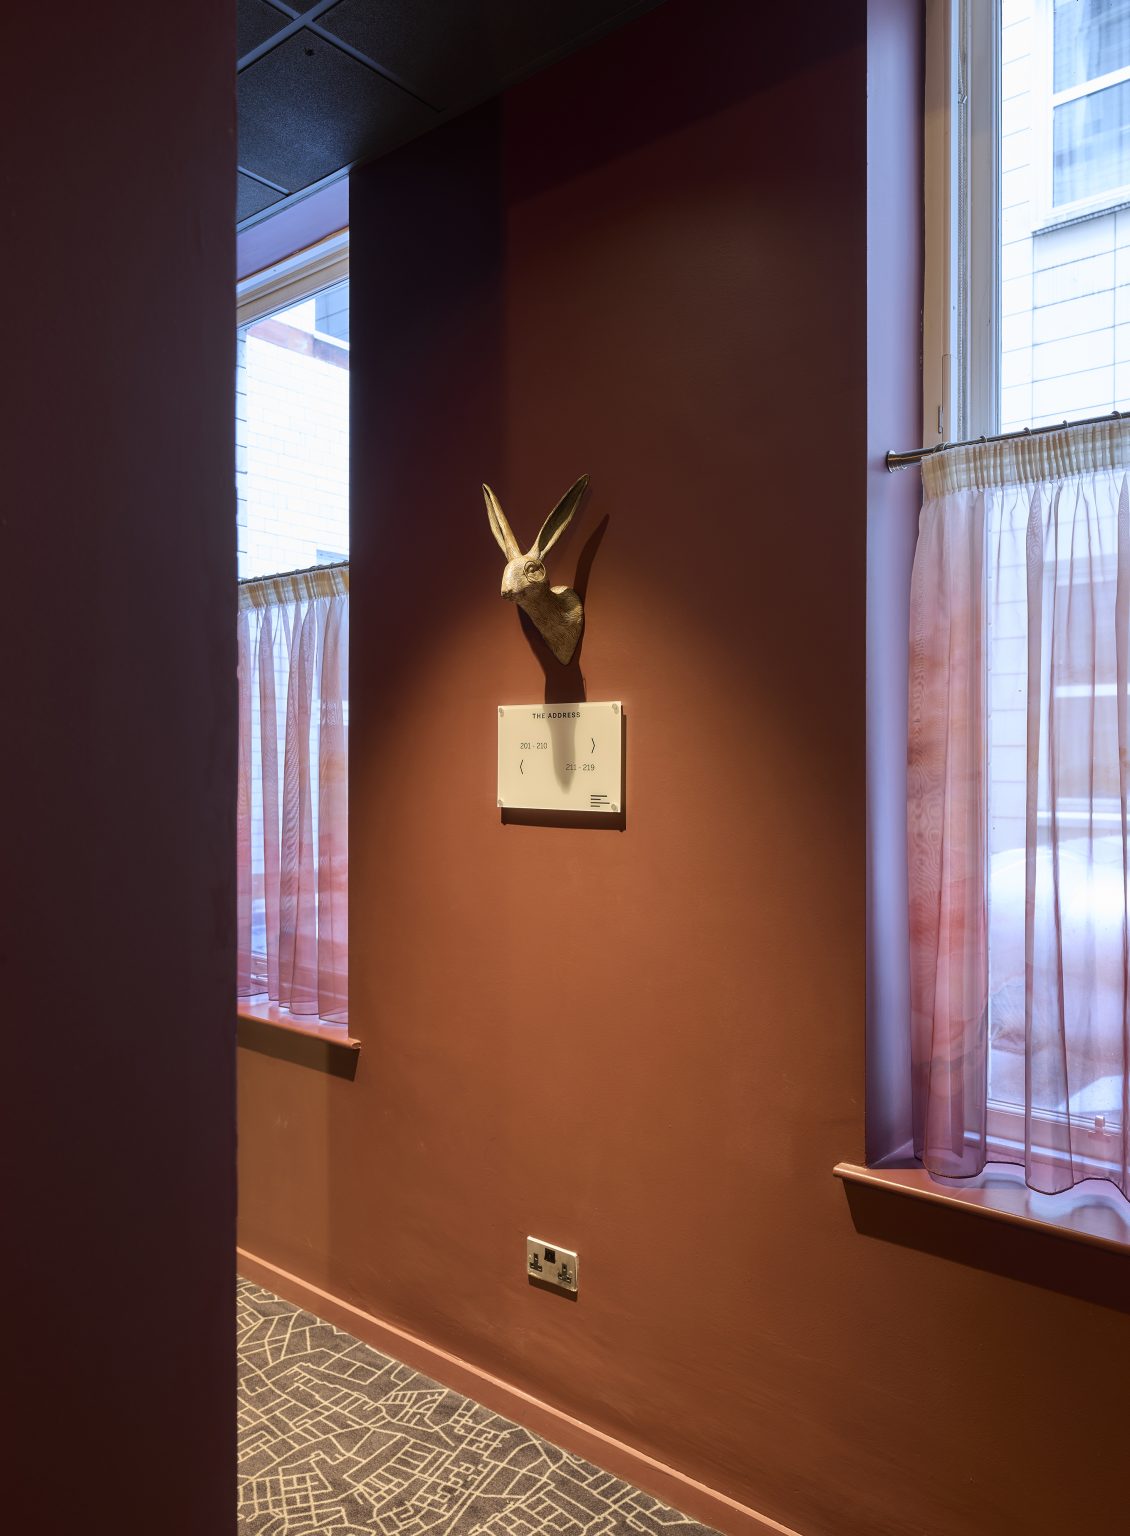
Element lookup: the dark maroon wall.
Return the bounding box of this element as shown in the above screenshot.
[4,10,236,1534]
[239,3,1129,1534]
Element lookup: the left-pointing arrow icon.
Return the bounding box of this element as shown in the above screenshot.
[519,758,525,775]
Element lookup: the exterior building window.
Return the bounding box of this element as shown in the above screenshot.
[1047,0,1130,214]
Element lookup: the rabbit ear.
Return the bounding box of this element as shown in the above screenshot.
[534,475,588,559]
[483,483,520,559]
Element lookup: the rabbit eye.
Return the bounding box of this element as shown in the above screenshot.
[524,560,545,580]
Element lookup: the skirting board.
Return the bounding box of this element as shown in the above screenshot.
[237,1247,804,1536]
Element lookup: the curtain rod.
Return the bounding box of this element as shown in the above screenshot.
[886,408,1129,472]
[238,558,348,587]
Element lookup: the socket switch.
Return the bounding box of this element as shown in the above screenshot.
[526,1236,578,1293]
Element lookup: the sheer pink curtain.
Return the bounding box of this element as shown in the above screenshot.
[909,421,1129,1198]
[237,564,348,1025]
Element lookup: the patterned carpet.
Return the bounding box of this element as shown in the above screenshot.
[238,1278,720,1536]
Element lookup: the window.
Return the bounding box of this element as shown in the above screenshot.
[235,235,350,1029]
[237,233,349,579]
[907,6,1129,1209]
[926,1,1130,443]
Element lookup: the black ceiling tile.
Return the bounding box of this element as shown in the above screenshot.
[238,172,286,222]
[237,29,436,194]
[238,0,293,61]
[318,0,639,110]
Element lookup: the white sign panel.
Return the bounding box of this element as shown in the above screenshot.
[498,701,622,813]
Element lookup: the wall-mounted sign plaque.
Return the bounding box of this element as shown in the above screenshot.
[497,700,622,813]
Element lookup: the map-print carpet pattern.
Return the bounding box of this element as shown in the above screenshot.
[238,1278,719,1536]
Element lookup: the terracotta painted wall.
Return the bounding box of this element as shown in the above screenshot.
[5,8,237,1534]
[237,3,1129,1533]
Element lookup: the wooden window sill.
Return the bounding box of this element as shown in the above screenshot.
[237,1000,360,1078]
[834,1161,1130,1254]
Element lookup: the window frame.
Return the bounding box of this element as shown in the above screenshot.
[922,0,1000,448]
[983,1102,1125,1178]
[237,228,349,330]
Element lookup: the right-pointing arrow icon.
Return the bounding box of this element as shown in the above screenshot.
[591,737,596,754]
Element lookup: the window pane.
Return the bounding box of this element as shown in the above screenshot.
[1053,0,1130,93]
[1053,78,1130,203]
[236,277,349,580]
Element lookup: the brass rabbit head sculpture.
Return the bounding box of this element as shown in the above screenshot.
[483,475,588,665]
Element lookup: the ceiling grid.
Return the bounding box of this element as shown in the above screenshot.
[236,0,660,227]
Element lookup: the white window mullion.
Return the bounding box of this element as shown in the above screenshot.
[923,0,1000,443]
[1053,61,1130,107]
[923,0,963,444]
[968,0,1002,439]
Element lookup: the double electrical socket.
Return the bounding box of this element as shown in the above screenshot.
[526,1235,578,1293]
